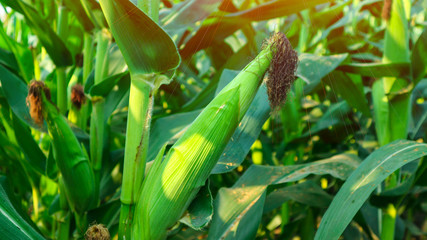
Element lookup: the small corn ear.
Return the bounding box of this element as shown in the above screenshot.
[27,81,96,214]
[133,32,297,239]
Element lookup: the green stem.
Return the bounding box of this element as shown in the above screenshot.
[83,32,94,84]
[77,32,94,131]
[56,4,69,114]
[56,68,67,115]
[74,212,88,237]
[94,30,110,85]
[57,212,70,240]
[90,98,105,197]
[118,75,153,240]
[90,29,110,202]
[57,178,70,240]
[381,204,397,240]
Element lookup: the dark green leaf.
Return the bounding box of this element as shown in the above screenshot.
[209,154,359,239]
[63,0,95,32]
[264,180,333,212]
[180,182,213,230]
[0,176,45,240]
[90,72,129,97]
[12,113,46,175]
[315,140,427,240]
[412,28,427,85]
[323,71,371,117]
[337,62,411,80]
[0,0,73,67]
[180,0,334,58]
[297,53,348,93]
[0,64,40,129]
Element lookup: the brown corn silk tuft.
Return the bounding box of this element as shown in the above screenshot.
[85,224,110,240]
[26,80,51,124]
[265,32,298,109]
[71,84,86,110]
[382,0,392,21]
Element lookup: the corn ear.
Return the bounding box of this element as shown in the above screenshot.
[27,81,96,214]
[133,32,297,239]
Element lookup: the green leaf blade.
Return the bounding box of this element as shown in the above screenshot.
[99,0,180,77]
[315,140,427,240]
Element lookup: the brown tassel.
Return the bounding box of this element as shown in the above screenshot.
[264,32,298,110]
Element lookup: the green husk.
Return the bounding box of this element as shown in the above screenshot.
[133,32,297,239]
[27,81,96,214]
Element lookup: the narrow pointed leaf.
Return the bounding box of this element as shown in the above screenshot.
[209,154,360,240]
[180,0,333,58]
[323,71,371,117]
[12,114,46,175]
[315,140,427,240]
[412,28,427,85]
[0,0,73,67]
[0,177,45,240]
[337,62,410,79]
[0,64,40,129]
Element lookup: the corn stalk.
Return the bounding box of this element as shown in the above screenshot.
[98,0,180,238]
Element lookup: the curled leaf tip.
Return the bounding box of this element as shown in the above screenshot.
[26,80,51,125]
[265,32,298,110]
[71,84,86,110]
[382,0,392,21]
[85,224,110,240]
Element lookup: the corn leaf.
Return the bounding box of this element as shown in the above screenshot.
[315,140,427,240]
[0,64,40,129]
[323,71,371,117]
[12,114,46,176]
[0,177,45,240]
[179,182,213,230]
[63,0,95,32]
[264,180,333,212]
[180,0,333,58]
[0,32,34,83]
[411,28,427,85]
[337,62,411,79]
[0,48,18,71]
[301,101,352,137]
[162,0,222,43]
[297,53,348,94]
[208,154,360,240]
[0,0,73,67]
[90,72,129,97]
[104,73,131,122]
[99,0,180,78]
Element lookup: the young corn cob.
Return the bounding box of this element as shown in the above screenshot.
[27,81,96,214]
[132,32,298,239]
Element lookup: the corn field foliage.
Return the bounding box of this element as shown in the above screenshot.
[0,0,426,239]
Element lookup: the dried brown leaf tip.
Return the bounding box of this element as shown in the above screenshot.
[71,84,86,110]
[265,32,298,110]
[85,224,110,240]
[26,80,51,125]
[382,0,392,21]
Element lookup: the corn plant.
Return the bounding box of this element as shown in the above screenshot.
[0,0,427,240]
